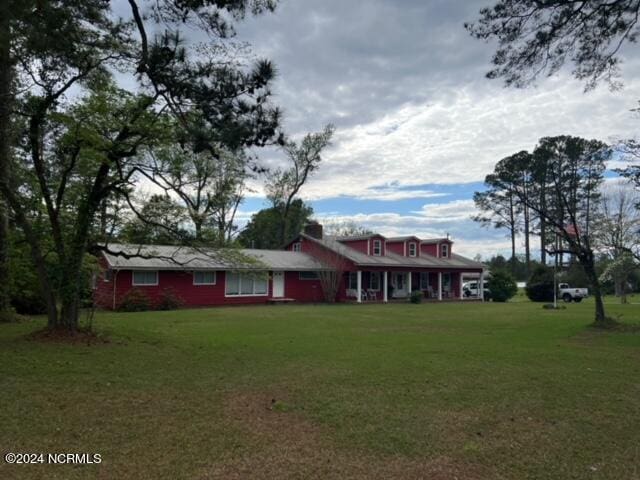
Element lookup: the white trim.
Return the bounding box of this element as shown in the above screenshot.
[193,270,217,285]
[383,271,388,302]
[292,242,302,252]
[224,271,269,297]
[367,240,370,255]
[440,243,449,258]
[372,239,382,256]
[132,270,158,286]
[408,242,417,257]
[356,270,362,303]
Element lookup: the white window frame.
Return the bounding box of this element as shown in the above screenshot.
[132,270,158,286]
[408,242,417,257]
[292,242,302,252]
[193,270,216,285]
[372,239,382,256]
[369,272,380,291]
[299,271,320,280]
[441,243,449,258]
[225,272,269,297]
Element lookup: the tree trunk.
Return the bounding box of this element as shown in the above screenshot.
[0,4,12,315]
[524,204,531,276]
[581,251,607,327]
[509,195,516,276]
[540,217,546,265]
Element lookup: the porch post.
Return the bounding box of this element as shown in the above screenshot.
[407,271,412,295]
[479,270,485,302]
[438,272,443,301]
[383,271,388,303]
[357,270,362,303]
[459,272,464,299]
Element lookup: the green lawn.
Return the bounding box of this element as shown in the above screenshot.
[1,300,640,479]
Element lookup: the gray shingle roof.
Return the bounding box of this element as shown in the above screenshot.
[301,234,484,270]
[102,244,327,271]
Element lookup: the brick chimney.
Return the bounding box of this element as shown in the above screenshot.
[304,221,323,240]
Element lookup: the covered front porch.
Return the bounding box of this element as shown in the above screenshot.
[344,269,485,303]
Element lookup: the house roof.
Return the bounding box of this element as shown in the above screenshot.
[334,233,385,241]
[301,234,484,270]
[386,236,420,242]
[420,238,451,244]
[102,244,327,271]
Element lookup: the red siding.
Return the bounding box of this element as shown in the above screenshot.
[420,243,438,257]
[338,239,369,254]
[95,267,330,310]
[386,241,405,256]
[285,271,324,302]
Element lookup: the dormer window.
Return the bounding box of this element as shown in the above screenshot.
[408,242,417,257]
[440,243,449,258]
[372,239,382,256]
[292,242,301,252]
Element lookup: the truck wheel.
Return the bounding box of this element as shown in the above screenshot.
[562,293,572,303]
[573,297,582,303]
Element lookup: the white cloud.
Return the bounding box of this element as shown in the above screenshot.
[294,74,640,201]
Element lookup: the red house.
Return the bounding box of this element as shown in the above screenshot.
[94,224,486,310]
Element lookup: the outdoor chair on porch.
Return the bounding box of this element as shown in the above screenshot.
[427,286,435,299]
[367,289,378,301]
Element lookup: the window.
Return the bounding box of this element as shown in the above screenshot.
[299,271,320,280]
[132,270,158,286]
[348,272,358,289]
[103,269,113,282]
[408,242,417,257]
[225,272,268,296]
[194,271,216,285]
[369,272,380,291]
[292,242,302,252]
[372,239,382,256]
[420,272,429,289]
[440,243,449,258]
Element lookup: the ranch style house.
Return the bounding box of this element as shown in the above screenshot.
[94,223,486,309]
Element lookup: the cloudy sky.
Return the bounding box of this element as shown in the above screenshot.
[229,0,640,258]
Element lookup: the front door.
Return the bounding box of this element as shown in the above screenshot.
[394,273,407,297]
[272,271,285,298]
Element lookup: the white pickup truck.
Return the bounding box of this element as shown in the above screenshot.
[558,283,588,303]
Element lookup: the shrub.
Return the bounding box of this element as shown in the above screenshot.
[157,287,184,311]
[118,288,151,312]
[487,270,518,302]
[410,290,423,304]
[525,266,555,302]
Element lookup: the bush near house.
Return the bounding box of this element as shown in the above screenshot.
[410,290,423,304]
[118,288,151,312]
[157,288,185,311]
[487,270,518,302]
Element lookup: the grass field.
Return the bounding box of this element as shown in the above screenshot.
[1,299,640,479]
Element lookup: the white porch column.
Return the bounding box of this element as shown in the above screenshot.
[383,271,388,303]
[407,271,412,295]
[438,272,443,301]
[357,270,362,303]
[479,270,485,302]
[459,272,464,299]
